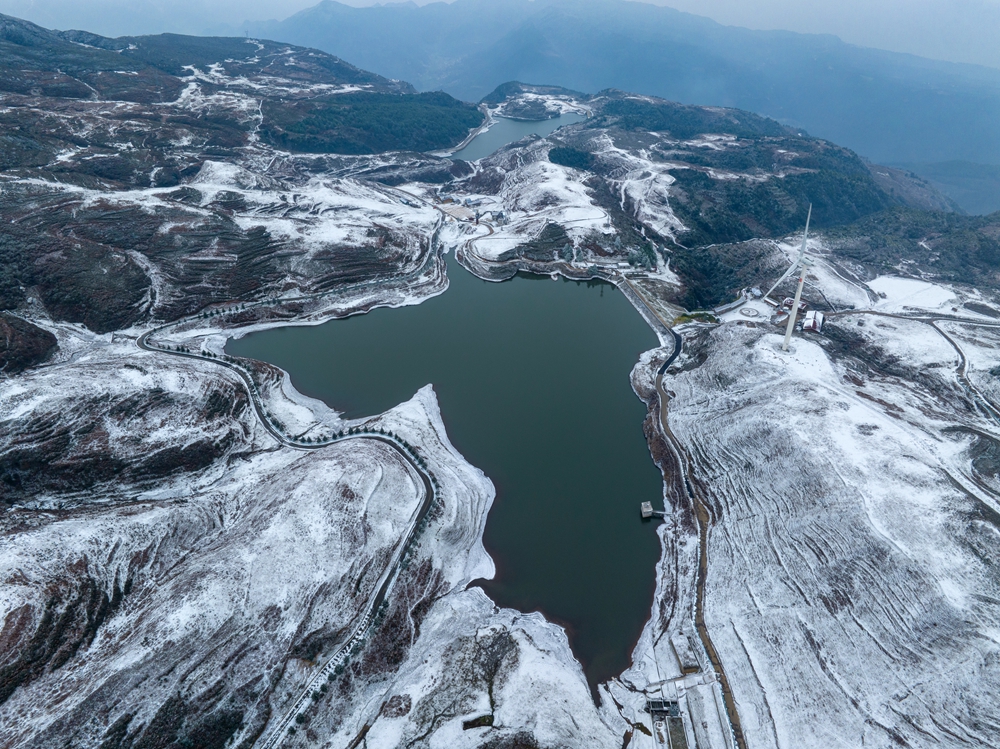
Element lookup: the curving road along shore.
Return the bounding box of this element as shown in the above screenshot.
[138,239,740,747]
[642,306,1000,749]
[645,306,1000,749]
[137,321,440,749]
[139,212,937,749]
[617,269,745,749]
[136,328,437,749]
[651,327,747,749]
[542,257,747,748]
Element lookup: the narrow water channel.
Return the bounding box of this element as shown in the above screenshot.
[227,255,663,690]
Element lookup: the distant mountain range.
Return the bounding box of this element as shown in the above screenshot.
[0,9,982,328]
[245,0,1000,214]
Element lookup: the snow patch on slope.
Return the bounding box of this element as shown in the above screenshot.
[869,275,958,313]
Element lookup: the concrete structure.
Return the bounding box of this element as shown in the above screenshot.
[647,699,689,748]
[641,501,666,519]
[713,292,749,316]
[670,632,701,674]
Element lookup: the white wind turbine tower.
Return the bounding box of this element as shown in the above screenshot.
[761,205,812,352]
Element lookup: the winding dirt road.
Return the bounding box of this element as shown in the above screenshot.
[656,336,747,749]
[828,309,1000,422]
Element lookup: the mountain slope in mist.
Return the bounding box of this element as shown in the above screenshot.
[247,0,1000,213]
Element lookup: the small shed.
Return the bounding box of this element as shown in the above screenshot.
[782,297,808,313]
[802,310,825,332]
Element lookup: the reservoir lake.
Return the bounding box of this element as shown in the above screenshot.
[450,112,587,161]
[228,255,665,690]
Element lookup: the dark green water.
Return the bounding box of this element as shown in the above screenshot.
[227,256,663,688]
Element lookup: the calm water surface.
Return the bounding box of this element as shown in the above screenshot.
[451,112,586,161]
[228,257,663,689]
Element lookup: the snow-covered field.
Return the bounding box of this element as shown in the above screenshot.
[869,275,959,314]
[442,137,613,262]
[620,318,1000,748]
[7,163,440,317]
[586,130,687,244]
[493,91,592,120]
[190,162,440,253]
[14,259,999,748]
[851,313,959,369]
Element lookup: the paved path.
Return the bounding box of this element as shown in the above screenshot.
[647,306,1000,749]
[616,274,673,341]
[136,259,445,749]
[139,328,439,749]
[138,215,913,749]
[252,435,436,749]
[645,307,1000,749]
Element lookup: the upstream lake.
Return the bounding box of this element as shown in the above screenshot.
[229,255,664,689]
[450,112,587,161]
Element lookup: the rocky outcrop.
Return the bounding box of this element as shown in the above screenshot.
[0,314,56,375]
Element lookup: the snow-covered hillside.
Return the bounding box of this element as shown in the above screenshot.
[608,312,1000,749]
[4,42,1000,749]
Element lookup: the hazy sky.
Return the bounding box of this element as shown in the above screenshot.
[2,0,998,69]
[656,0,1000,69]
